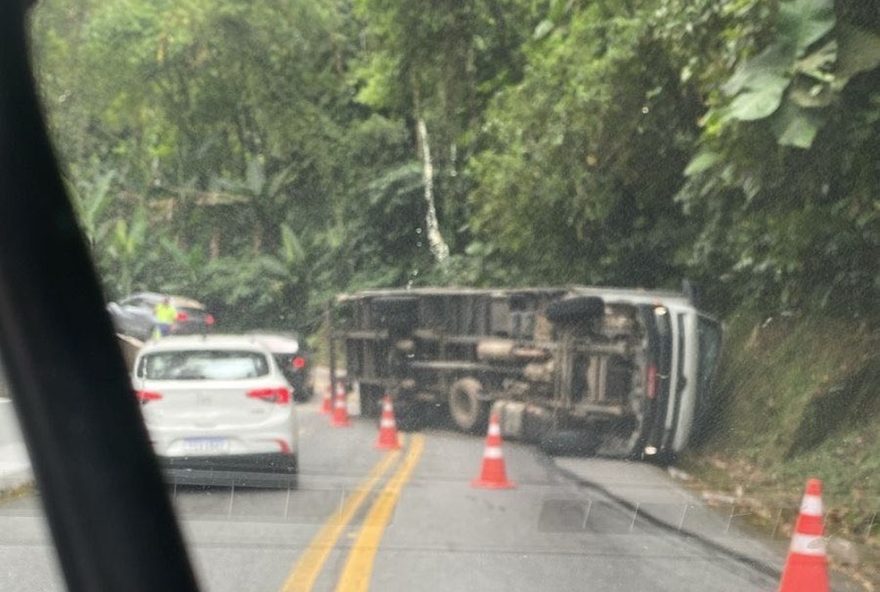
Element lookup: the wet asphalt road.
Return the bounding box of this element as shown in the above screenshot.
[0,396,838,592]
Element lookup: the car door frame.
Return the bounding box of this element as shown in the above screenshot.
[0,4,199,591]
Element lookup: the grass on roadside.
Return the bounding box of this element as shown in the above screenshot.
[683,309,880,586]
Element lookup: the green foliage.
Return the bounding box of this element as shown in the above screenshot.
[105,208,151,296]
[697,0,878,151]
[28,0,880,329]
[470,1,701,286]
[69,168,116,247]
[680,0,880,311]
[689,310,880,537]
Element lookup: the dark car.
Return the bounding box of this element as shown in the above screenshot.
[107,292,215,341]
[247,331,313,402]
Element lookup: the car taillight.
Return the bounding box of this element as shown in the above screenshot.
[292,356,306,370]
[176,311,189,321]
[247,387,291,405]
[136,390,163,404]
[646,364,658,399]
[204,314,215,326]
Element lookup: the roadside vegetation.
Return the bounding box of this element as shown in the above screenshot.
[683,310,879,580]
[29,0,880,327]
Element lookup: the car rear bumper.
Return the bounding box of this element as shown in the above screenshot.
[160,452,297,473]
[160,453,298,488]
[143,414,298,458]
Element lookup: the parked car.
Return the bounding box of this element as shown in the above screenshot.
[247,331,314,402]
[131,335,298,483]
[107,292,215,341]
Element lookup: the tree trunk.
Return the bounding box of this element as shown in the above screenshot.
[415,115,449,266]
[210,228,220,260]
[252,224,263,254]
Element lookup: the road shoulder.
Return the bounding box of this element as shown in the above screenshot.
[552,456,785,574]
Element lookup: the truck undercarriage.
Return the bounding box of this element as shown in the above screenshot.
[332,288,663,458]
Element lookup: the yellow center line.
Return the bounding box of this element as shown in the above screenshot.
[335,434,426,592]
[280,436,406,592]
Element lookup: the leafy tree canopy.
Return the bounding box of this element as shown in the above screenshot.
[28,0,880,330]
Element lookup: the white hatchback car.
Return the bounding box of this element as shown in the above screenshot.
[132,335,298,483]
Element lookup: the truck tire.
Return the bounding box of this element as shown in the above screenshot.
[545,296,604,323]
[449,378,489,434]
[360,385,383,419]
[539,430,600,457]
[394,400,425,431]
[522,407,553,443]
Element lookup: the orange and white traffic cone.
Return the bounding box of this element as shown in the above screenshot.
[471,414,515,489]
[320,384,333,414]
[778,478,829,592]
[375,394,401,450]
[330,384,351,428]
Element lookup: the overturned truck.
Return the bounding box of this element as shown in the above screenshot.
[331,287,722,460]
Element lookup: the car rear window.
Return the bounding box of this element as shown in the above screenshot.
[138,350,269,380]
[177,307,206,318]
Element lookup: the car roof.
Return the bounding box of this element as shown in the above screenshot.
[247,333,300,353]
[247,329,301,339]
[129,292,206,310]
[138,335,270,353]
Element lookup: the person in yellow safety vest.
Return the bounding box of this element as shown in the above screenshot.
[152,297,178,340]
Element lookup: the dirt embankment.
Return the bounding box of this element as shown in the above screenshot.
[681,311,880,588]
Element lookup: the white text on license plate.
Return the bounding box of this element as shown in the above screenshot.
[182,437,230,454]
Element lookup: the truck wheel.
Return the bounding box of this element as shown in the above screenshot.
[539,430,600,457]
[545,296,604,323]
[449,378,489,433]
[394,401,425,431]
[522,408,552,443]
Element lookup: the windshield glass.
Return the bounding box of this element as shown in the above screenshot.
[139,350,269,380]
[2,0,877,590]
[696,317,723,404]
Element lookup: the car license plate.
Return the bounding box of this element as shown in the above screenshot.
[181,437,230,454]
